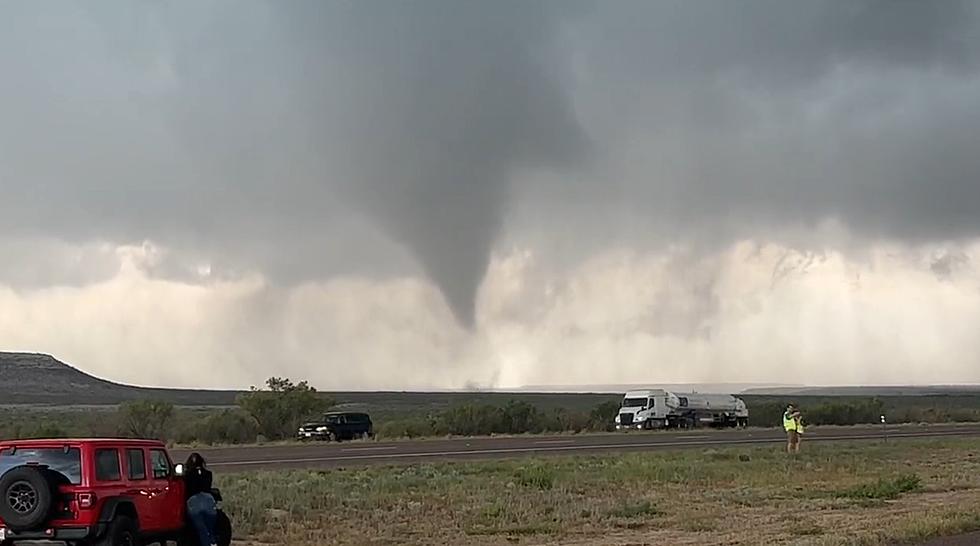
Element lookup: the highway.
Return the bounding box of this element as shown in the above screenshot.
[174,423,980,471]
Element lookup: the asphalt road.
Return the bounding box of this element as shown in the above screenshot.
[174,423,980,471]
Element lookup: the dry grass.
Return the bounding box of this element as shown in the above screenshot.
[218,437,980,545]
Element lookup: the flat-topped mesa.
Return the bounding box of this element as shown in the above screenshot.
[0,352,238,406]
[0,352,113,394]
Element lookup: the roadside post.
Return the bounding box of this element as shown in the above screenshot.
[880,414,887,443]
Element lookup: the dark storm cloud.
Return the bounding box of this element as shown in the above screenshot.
[2,0,980,325]
[0,0,587,326]
[551,0,980,246]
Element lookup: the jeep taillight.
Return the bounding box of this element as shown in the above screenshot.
[78,492,96,509]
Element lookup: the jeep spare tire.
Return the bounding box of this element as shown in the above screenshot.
[0,466,55,531]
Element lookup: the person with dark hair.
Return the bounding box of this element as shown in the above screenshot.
[185,453,218,546]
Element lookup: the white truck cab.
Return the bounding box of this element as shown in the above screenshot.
[614,389,670,430]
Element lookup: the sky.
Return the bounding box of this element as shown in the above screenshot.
[1,1,979,390]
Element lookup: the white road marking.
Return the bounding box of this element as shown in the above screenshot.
[341,446,398,452]
[209,430,978,468]
[533,440,575,445]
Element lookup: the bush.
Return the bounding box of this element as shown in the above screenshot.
[807,399,884,426]
[381,400,620,438]
[516,464,555,490]
[588,401,621,431]
[237,377,333,441]
[174,409,259,445]
[839,474,922,500]
[546,407,590,433]
[377,416,440,439]
[440,403,506,436]
[119,400,175,440]
[18,421,70,439]
[747,398,886,427]
[501,401,542,434]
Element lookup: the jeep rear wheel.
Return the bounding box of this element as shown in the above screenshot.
[0,466,55,531]
[95,515,138,546]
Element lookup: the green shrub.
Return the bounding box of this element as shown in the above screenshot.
[516,464,555,490]
[838,474,922,500]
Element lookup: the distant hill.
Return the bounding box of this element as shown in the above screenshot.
[0,352,240,406]
[7,352,979,409]
[742,385,980,396]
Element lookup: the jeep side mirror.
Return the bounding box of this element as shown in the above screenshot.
[174,464,185,477]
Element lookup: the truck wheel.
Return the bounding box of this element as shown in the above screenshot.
[95,515,138,546]
[0,466,55,531]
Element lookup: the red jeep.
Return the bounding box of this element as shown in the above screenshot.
[0,438,231,546]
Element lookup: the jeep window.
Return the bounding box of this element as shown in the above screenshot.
[127,448,147,481]
[95,448,122,482]
[0,447,82,485]
[325,415,341,424]
[150,449,170,480]
[622,398,647,408]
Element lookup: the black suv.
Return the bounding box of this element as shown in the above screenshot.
[297,412,373,442]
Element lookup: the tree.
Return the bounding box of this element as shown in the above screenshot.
[588,401,621,431]
[119,400,175,440]
[174,409,259,445]
[236,377,332,441]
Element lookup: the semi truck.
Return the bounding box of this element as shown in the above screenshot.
[614,389,749,430]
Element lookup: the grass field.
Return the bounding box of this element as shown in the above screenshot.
[6,392,980,445]
[216,437,980,545]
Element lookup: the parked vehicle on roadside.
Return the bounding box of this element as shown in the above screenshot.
[297,412,374,442]
[615,389,749,430]
[0,438,231,546]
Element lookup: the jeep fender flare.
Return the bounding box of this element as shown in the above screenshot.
[97,497,138,525]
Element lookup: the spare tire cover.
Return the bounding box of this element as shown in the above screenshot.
[0,466,55,531]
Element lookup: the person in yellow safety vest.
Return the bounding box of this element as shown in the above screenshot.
[783,404,803,453]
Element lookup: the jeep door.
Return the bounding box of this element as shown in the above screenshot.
[122,447,160,531]
[91,448,131,523]
[147,448,184,532]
